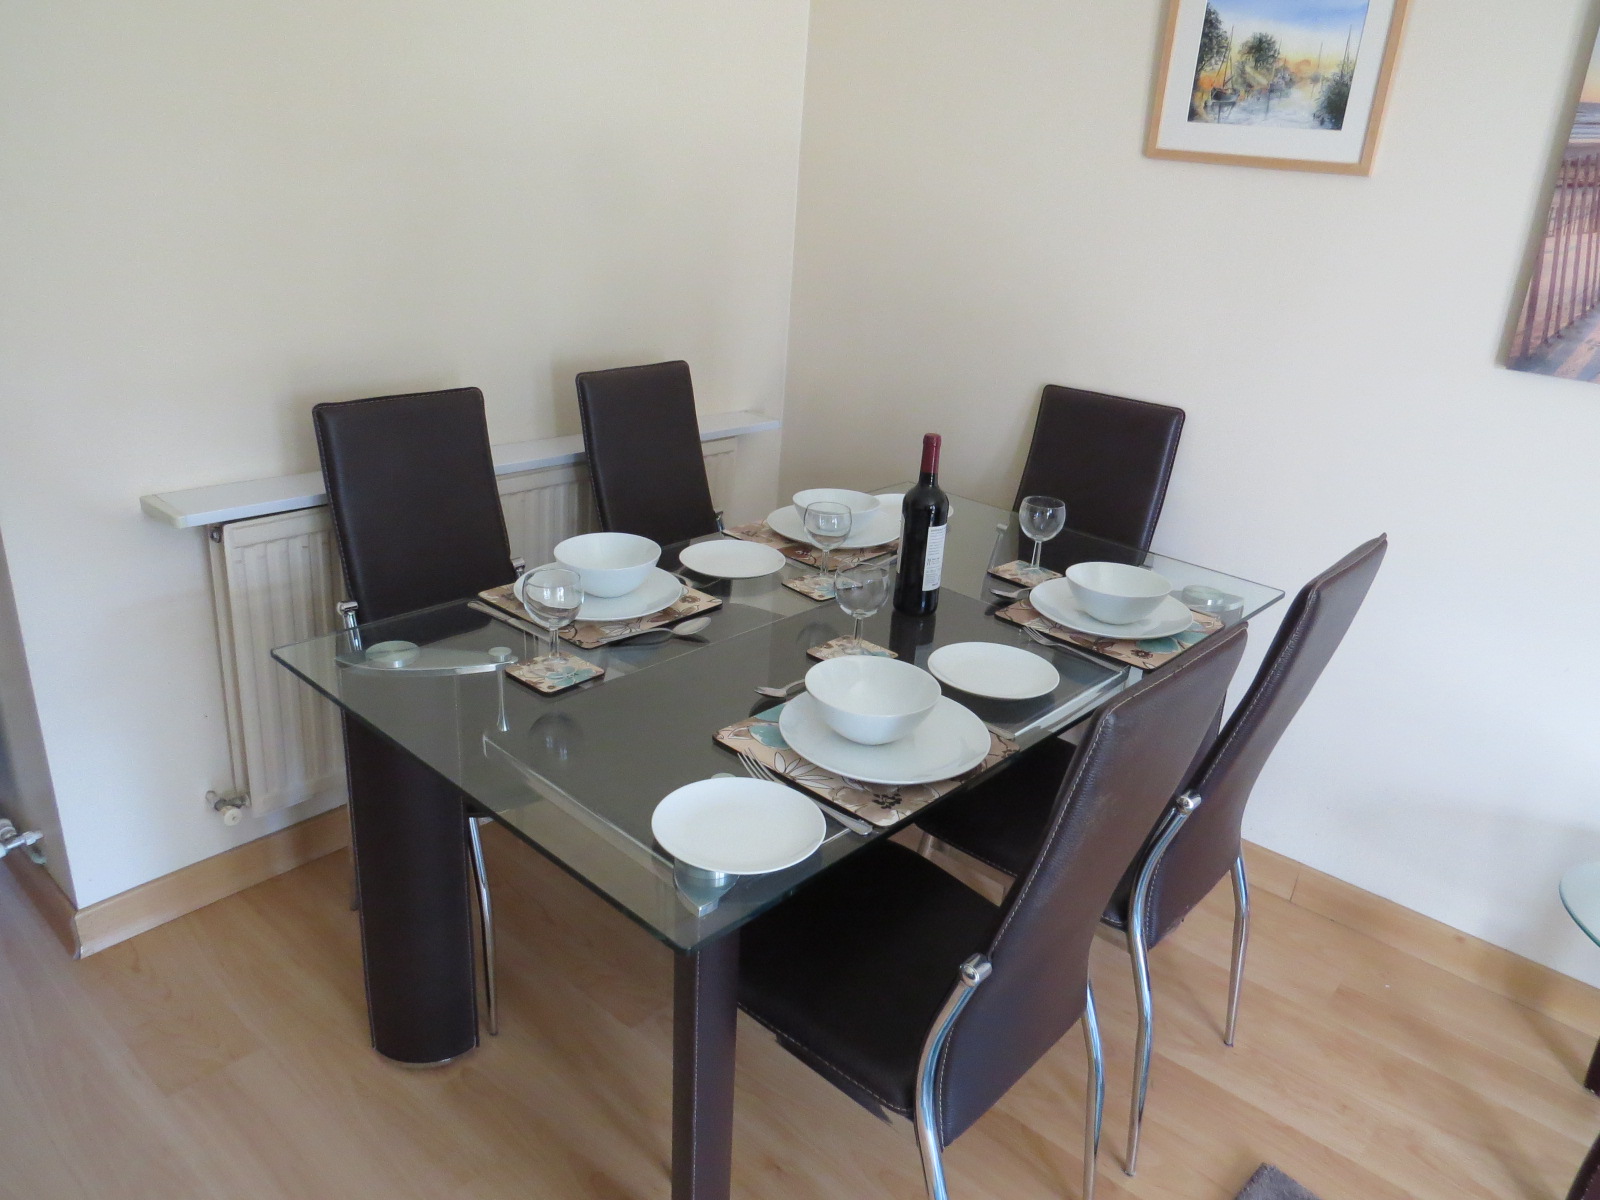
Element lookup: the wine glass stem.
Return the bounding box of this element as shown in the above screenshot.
[1030,537,1043,569]
[852,615,864,644]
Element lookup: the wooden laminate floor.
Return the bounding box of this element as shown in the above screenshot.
[3,828,1598,1200]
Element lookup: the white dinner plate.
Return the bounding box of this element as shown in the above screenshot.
[1029,580,1196,641]
[928,642,1061,701]
[766,504,901,549]
[778,693,991,786]
[651,777,826,875]
[678,539,788,579]
[576,568,684,622]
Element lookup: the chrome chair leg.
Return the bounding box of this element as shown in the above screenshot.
[915,955,993,1200]
[1083,983,1104,1200]
[1225,854,1251,1047]
[1125,918,1154,1176]
[1123,791,1200,1176]
[467,816,499,1036]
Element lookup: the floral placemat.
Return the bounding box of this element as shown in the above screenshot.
[988,559,1063,587]
[507,653,604,695]
[807,636,895,661]
[714,703,1018,828]
[477,585,723,649]
[995,600,1221,670]
[723,522,897,571]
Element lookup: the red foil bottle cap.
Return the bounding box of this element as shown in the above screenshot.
[920,433,942,475]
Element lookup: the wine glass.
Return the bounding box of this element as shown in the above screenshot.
[834,563,891,651]
[802,501,853,577]
[1019,495,1068,573]
[514,565,585,663]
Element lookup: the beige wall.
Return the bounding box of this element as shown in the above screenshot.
[782,1,1600,983]
[0,1,809,906]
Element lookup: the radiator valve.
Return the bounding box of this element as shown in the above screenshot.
[0,818,44,864]
[208,789,250,826]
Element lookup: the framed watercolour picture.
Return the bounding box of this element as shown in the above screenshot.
[1506,24,1600,382]
[1146,0,1410,175]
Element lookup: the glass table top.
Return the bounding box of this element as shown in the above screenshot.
[1561,862,1600,947]
[272,488,1281,952]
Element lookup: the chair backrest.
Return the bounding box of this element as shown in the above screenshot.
[1015,385,1185,551]
[575,360,720,547]
[313,387,516,622]
[1139,535,1388,945]
[935,622,1249,1143]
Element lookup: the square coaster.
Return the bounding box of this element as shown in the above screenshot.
[507,653,605,695]
[713,703,1018,828]
[783,573,836,602]
[989,559,1063,587]
[807,636,897,661]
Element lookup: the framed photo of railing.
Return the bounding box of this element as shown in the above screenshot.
[1507,21,1600,380]
[1146,0,1410,175]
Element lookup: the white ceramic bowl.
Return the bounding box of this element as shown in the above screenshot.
[804,656,942,746]
[1065,561,1173,625]
[792,488,881,517]
[553,532,661,598]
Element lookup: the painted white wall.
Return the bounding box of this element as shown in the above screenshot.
[0,1,809,906]
[782,0,1600,983]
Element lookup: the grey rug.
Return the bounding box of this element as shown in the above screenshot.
[1235,1164,1322,1200]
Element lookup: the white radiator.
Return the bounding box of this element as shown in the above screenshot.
[206,440,738,814]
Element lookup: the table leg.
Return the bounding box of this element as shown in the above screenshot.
[344,714,479,1065]
[1569,1129,1600,1200]
[673,933,740,1200]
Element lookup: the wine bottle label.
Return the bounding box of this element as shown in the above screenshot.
[920,521,947,592]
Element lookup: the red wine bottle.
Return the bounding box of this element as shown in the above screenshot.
[894,433,951,615]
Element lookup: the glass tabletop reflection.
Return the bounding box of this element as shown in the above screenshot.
[271,488,1281,952]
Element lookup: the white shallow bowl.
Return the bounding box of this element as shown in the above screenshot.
[927,642,1060,701]
[778,694,991,786]
[678,539,787,579]
[766,505,901,549]
[554,532,661,598]
[792,488,881,517]
[804,655,942,746]
[651,778,825,876]
[1064,561,1172,625]
[1030,583,1195,641]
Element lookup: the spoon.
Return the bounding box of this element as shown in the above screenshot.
[610,616,712,645]
[755,676,806,700]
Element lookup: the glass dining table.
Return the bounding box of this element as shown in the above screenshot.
[272,486,1281,1200]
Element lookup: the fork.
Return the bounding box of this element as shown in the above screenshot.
[740,754,874,836]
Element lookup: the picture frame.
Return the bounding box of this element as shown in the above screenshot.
[1146,0,1411,175]
[1504,16,1600,382]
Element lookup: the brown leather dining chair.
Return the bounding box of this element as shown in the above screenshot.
[314,386,523,1054]
[574,360,722,548]
[916,534,1388,1172]
[1016,385,1185,553]
[737,623,1249,1200]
